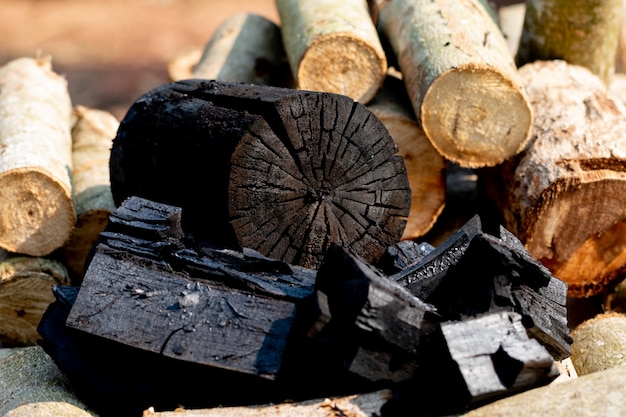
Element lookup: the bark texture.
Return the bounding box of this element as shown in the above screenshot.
[168,13,293,88]
[570,312,626,376]
[516,0,622,85]
[373,0,532,168]
[0,249,70,346]
[483,60,626,298]
[0,56,76,256]
[276,0,387,103]
[367,73,446,240]
[63,105,118,280]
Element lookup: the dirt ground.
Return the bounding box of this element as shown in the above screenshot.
[0,0,279,120]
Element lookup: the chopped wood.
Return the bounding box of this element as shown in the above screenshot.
[497,2,525,57]
[109,79,410,270]
[372,0,533,168]
[392,215,572,361]
[570,312,626,376]
[0,346,95,416]
[516,0,622,85]
[0,249,70,346]
[167,13,293,88]
[481,60,626,298]
[143,390,392,417]
[0,56,76,256]
[62,105,118,280]
[367,73,446,240]
[276,0,387,103]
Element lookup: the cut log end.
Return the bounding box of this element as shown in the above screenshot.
[228,93,410,269]
[298,33,387,103]
[526,178,626,298]
[421,65,532,168]
[0,169,75,256]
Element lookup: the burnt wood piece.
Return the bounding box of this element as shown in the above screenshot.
[392,215,572,361]
[374,239,435,276]
[284,244,438,389]
[382,311,559,417]
[109,79,411,270]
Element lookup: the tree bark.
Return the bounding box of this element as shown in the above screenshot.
[0,249,70,346]
[570,312,626,376]
[516,0,622,86]
[110,79,411,270]
[167,13,294,88]
[367,73,446,240]
[373,0,533,168]
[276,0,387,103]
[481,60,626,298]
[63,105,118,280]
[0,56,76,256]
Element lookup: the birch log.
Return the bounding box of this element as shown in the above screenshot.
[367,73,446,240]
[62,105,118,280]
[516,0,622,86]
[0,56,76,257]
[373,0,533,168]
[167,13,293,88]
[0,249,70,346]
[276,0,387,103]
[482,60,626,298]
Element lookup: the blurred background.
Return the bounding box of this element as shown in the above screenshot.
[0,0,520,121]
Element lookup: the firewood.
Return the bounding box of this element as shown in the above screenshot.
[481,60,626,298]
[372,0,533,168]
[0,249,70,346]
[0,346,95,417]
[367,73,446,240]
[276,0,387,103]
[603,275,626,313]
[167,13,294,88]
[143,390,391,417]
[516,0,622,86]
[392,215,572,361]
[0,56,76,257]
[497,2,525,56]
[62,105,118,280]
[459,364,626,417]
[570,312,626,376]
[110,79,411,270]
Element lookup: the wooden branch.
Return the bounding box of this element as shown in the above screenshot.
[276,0,387,103]
[373,0,533,168]
[0,56,76,256]
[62,105,118,280]
[367,73,446,240]
[0,346,95,417]
[516,0,622,85]
[0,249,70,346]
[110,79,411,270]
[481,60,626,298]
[167,13,293,88]
[143,390,391,417]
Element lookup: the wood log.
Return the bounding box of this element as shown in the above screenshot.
[367,73,446,240]
[570,312,626,376]
[110,79,411,270]
[516,0,622,86]
[497,2,525,57]
[276,0,387,103]
[0,249,70,346]
[391,215,572,361]
[167,13,294,88]
[372,0,533,168]
[480,60,626,298]
[459,364,626,417]
[0,56,76,256]
[62,105,118,280]
[143,390,392,417]
[0,346,96,416]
